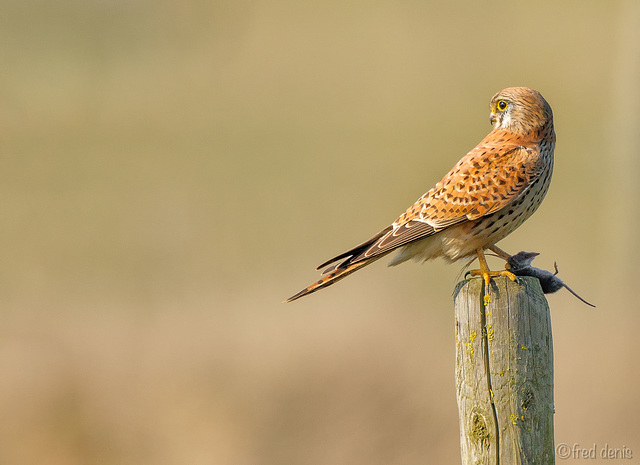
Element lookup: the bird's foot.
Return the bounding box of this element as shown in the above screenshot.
[469,269,517,286]
[471,248,516,286]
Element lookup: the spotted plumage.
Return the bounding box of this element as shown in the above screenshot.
[287,87,555,302]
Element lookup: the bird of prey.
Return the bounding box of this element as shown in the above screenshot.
[287,87,555,302]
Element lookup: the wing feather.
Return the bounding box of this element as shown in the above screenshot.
[315,226,393,271]
[288,111,553,302]
[340,142,545,263]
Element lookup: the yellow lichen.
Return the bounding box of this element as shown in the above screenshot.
[469,331,477,342]
[521,344,528,350]
[466,342,474,355]
[484,293,492,305]
[510,413,517,425]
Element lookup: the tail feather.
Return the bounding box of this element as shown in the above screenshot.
[286,227,394,303]
[314,226,392,271]
[285,255,384,303]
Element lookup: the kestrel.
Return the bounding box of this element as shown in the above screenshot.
[287,87,555,302]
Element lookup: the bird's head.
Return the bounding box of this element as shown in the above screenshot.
[489,87,553,135]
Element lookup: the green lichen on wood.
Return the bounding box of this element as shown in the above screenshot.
[454,276,555,464]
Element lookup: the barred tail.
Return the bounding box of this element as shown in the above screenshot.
[285,226,395,303]
[285,255,384,303]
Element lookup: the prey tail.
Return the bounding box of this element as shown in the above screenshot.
[285,256,383,303]
[563,284,596,308]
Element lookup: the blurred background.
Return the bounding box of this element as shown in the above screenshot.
[1,0,639,463]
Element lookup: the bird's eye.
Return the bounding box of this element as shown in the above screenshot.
[497,100,508,111]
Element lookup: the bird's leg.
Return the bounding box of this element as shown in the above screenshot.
[469,248,517,286]
[488,244,516,271]
[488,244,511,261]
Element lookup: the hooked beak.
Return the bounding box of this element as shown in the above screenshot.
[490,112,497,125]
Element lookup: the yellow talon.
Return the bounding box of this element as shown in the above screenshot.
[469,248,517,285]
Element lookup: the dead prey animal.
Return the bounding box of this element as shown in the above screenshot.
[506,251,595,308]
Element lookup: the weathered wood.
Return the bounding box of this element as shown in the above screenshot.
[453,276,554,465]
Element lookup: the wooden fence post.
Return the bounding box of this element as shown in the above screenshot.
[453,276,555,464]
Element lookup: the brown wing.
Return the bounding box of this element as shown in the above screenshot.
[286,137,544,302]
[346,140,545,262]
[416,143,544,223]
